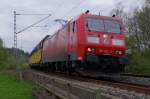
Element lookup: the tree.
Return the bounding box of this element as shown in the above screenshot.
[0,38,3,47]
[110,1,127,23]
[126,10,142,51]
[126,0,150,51]
[146,0,150,4]
[0,38,8,69]
[110,1,129,37]
[110,2,124,17]
[137,2,150,48]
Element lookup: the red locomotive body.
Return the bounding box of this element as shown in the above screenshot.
[31,13,127,73]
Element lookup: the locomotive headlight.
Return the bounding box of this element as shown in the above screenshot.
[115,50,123,54]
[103,34,108,38]
[87,48,92,52]
[112,39,124,46]
[87,36,99,44]
[87,48,96,52]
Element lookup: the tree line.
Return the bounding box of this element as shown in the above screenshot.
[111,0,150,52]
[111,0,150,75]
[0,38,28,71]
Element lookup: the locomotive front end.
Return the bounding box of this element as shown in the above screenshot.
[84,15,127,72]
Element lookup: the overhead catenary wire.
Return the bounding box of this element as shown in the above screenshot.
[16,14,51,15]
[61,0,86,19]
[13,11,51,60]
[44,0,87,34]
[17,14,51,34]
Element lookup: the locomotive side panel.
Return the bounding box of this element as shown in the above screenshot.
[55,25,69,61]
[42,35,55,62]
[75,15,87,61]
[68,21,79,60]
[42,25,69,63]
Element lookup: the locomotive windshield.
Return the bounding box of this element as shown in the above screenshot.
[87,18,121,33]
[87,19,104,32]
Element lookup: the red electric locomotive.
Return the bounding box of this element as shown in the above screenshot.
[30,12,127,74]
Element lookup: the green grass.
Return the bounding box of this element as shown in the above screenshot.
[0,72,33,99]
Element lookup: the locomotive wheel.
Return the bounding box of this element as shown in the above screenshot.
[65,61,76,75]
[70,61,76,73]
[62,62,66,72]
[51,62,56,72]
[118,64,125,72]
[66,61,71,75]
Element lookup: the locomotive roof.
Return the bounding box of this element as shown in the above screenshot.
[46,13,122,40]
[81,13,122,21]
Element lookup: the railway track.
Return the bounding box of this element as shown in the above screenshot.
[23,69,150,99]
[34,69,150,95]
[83,78,150,95]
[121,73,150,78]
[65,75,150,95]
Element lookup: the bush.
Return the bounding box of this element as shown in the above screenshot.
[0,38,28,71]
[127,49,150,75]
[0,39,8,70]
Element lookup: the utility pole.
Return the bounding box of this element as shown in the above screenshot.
[13,11,51,64]
[14,11,17,60]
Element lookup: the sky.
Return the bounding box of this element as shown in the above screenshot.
[0,0,145,52]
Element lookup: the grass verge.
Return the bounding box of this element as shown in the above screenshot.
[0,71,33,99]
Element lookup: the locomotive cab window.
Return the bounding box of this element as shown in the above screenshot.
[104,20,121,33]
[87,18,121,34]
[87,19,104,32]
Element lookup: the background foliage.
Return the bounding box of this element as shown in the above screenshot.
[111,0,150,75]
[0,38,28,71]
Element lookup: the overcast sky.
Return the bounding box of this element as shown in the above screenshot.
[0,0,145,52]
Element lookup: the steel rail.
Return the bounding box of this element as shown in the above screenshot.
[29,69,150,95]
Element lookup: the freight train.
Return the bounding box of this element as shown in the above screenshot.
[29,12,127,75]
